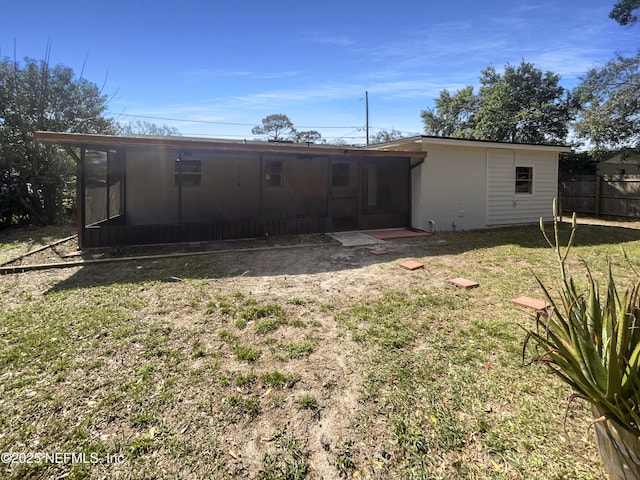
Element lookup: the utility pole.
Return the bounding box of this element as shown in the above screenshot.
[365,91,369,145]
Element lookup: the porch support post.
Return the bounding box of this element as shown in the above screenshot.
[77,146,86,249]
[106,150,111,221]
[177,152,183,224]
[356,157,362,229]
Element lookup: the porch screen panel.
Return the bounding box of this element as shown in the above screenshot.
[84,150,108,226]
[107,150,124,219]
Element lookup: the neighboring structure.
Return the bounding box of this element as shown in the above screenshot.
[34,132,423,248]
[368,136,571,231]
[596,149,640,177]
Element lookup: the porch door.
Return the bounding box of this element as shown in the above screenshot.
[329,159,359,231]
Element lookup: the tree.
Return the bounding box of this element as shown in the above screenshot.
[252,114,296,141]
[610,0,640,25]
[421,61,573,144]
[573,52,640,149]
[0,55,116,227]
[251,114,323,143]
[421,86,477,138]
[370,129,406,144]
[293,129,322,144]
[118,120,180,136]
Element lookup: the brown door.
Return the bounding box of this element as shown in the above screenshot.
[329,159,359,231]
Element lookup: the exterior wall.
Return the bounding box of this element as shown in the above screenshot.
[411,143,559,231]
[486,149,558,226]
[126,148,178,225]
[261,154,328,218]
[125,149,262,225]
[414,144,488,231]
[597,152,640,176]
[181,152,260,223]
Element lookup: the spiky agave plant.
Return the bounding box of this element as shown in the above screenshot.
[524,199,640,437]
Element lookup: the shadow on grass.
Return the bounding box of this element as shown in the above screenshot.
[43,222,640,293]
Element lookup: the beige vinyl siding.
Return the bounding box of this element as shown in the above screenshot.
[487,149,558,225]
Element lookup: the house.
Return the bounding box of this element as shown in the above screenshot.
[33,132,424,248]
[33,132,570,248]
[367,136,571,231]
[596,149,640,177]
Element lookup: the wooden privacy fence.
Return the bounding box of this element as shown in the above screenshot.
[559,175,640,218]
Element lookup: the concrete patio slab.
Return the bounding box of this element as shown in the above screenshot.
[328,232,384,247]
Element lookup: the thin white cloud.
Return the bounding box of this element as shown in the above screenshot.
[178,69,302,80]
[299,31,356,47]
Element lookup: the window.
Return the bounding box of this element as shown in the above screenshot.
[332,163,350,187]
[174,159,202,187]
[265,160,282,186]
[515,166,533,194]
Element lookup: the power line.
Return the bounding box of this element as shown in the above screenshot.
[107,112,360,130]
[107,112,422,140]
[107,112,255,127]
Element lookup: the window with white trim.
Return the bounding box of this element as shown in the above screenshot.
[515,166,533,194]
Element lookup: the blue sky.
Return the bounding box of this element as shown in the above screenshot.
[1,0,637,144]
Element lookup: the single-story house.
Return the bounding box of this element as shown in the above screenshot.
[33,132,570,248]
[368,136,571,232]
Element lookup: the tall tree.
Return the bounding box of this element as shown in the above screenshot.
[573,52,640,149]
[0,55,116,226]
[610,0,640,25]
[252,114,296,141]
[421,86,477,138]
[422,61,573,144]
[252,114,323,143]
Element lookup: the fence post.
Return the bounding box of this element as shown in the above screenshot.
[558,191,563,222]
[595,175,602,217]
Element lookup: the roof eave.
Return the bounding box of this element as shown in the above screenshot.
[33,131,427,158]
[367,135,572,153]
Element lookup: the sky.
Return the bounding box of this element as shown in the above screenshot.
[0,0,638,144]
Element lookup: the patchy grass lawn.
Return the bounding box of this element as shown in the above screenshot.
[1,221,640,479]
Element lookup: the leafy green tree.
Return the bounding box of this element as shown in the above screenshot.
[422,61,573,144]
[421,86,477,138]
[118,120,180,136]
[252,114,296,141]
[294,129,323,144]
[0,56,116,226]
[573,52,640,149]
[610,0,640,25]
[370,128,406,144]
[252,114,323,143]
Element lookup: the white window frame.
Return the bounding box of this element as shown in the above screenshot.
[515,165,534,195]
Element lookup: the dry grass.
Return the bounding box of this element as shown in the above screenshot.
[1,220,640,479]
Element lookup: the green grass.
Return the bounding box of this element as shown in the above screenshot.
[296,394,318,410]
[1,222,635,478]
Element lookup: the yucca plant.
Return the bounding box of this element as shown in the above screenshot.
[523,200,640,438]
